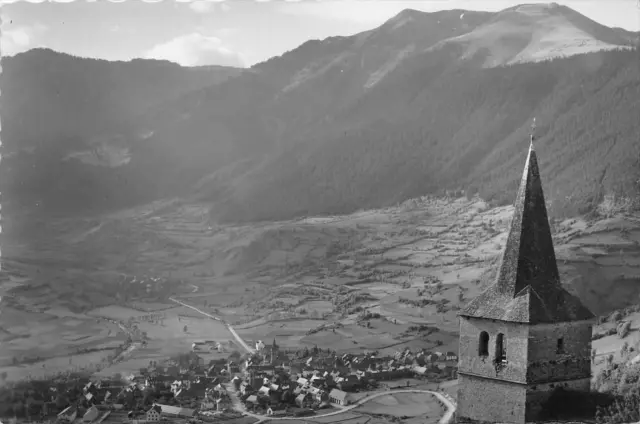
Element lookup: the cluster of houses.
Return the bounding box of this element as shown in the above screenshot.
[285,347,459,384]
[51,354,236,423]
[230,342,459,416]
[57,402,202,423]
[44,341,458,422]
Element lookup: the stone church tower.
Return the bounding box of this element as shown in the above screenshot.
[456,141,595,424]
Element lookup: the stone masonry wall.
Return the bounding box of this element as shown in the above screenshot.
[458,317,529,383]
[526,320,593,383]
[457,373,527,424]
[525,377,591,421]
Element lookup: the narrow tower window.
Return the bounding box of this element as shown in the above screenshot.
[495,333,507,363]
[478,331,489,356]
[556,337,565,354]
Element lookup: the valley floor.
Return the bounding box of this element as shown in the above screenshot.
[1,196,640,386]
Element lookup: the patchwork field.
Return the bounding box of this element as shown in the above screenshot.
[93,304,236,377]
[3,194,640,381]
[0,306,125,381]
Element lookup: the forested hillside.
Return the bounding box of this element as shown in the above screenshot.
[0,49,242,216]
[211,49,640,223]
[0,48,241,150]
[2,6,638,224]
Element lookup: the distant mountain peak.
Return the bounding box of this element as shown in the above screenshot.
[391,8,422,19]
[503,2,562,12]
[427,2,634,68]
[384,9,419,31]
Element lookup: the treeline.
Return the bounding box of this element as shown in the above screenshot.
[398,297,450,311]
[587,304,640,423]
[593,360,640,423]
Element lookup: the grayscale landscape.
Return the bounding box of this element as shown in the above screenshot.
[0,1,639,423]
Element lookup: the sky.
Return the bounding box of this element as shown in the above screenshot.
[1,0,639,67]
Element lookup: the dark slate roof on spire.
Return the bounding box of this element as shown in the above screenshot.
[460,143,595,324]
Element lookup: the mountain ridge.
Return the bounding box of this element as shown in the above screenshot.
[1,4,639,231]
[425,3,634,68]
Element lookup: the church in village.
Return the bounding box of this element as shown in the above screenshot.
[455,136,596,424]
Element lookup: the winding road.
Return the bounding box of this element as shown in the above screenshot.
[169,297,255,353]
[245,389,456,424]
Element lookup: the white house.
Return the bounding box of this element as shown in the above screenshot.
[413,366,428,376]
[329,389,349,406]
[259,386,270,396]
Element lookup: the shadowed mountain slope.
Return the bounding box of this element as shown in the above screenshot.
[2,5,638,225]
[210,48,640,223]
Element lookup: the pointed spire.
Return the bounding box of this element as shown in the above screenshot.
[494,136,560,300]
[459,140,595,324]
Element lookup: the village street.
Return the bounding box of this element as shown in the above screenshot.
[230,389,456,424]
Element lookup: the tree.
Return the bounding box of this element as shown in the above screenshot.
[621,342,630,357]
[618,321,631,339]
[611,311,624,322]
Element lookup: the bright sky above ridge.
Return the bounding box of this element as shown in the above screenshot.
[1,0,639,67]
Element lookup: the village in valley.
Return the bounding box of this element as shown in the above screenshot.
[4,0,640,421]
[1,333,458,424]
[3,139,640,424]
